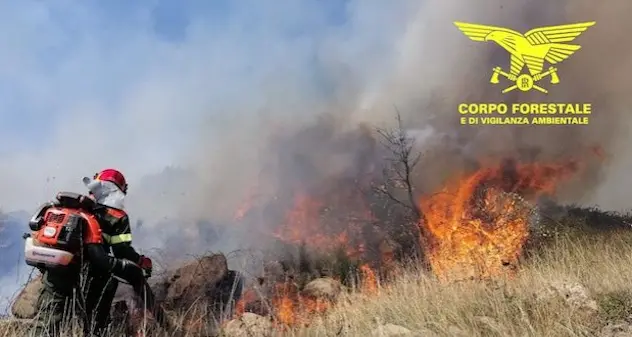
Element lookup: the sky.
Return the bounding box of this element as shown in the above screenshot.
[0,0,316,151]
[0,0,413,212]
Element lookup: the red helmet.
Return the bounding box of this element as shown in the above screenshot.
[94,169,128,194]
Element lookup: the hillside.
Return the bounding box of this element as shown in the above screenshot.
[0,137,626,336]
[3,227,632,336]
[286,230,632,337]
[2,205,632,336]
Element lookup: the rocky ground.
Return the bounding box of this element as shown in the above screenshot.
[7,253,244,336]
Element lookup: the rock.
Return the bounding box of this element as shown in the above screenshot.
[223,313,274,337]
[536,281,599,314]
[144,254,243,313]
[147,273,170,304]
[302,277,342,301]
[165,254,229,308]
[371,323,413,336]
[11,275,43,319]
[110,270,174,324]
[156,254,243,336]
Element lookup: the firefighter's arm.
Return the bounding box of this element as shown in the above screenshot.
[85,243,118,272]
[110,220,153,277]
[85,244,145,287]
[82,216,145,286]
[105,211,142,263]
[82,213,118,272]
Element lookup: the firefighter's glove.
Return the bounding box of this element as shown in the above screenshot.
[114,259,145,288]
[138,255,153,278]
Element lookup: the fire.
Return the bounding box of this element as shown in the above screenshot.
[360,264,378,294]
[234,189,383,326]
[272,192,374,256]
[419,159,579,281]
[271,282,331,327]
[233,282,332,327]
[273,193,351,251]
[265,192,380,326]
[233,153,592,323]
[234,288,258,316]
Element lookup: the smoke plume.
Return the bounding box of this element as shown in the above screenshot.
[184,0,632,233]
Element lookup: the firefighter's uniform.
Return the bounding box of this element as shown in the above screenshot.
[32,204,144,337]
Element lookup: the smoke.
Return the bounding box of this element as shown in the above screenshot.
[0,0,424,278]
[345,0,632,207]
[184,0,632,232]
[0,211,30,314]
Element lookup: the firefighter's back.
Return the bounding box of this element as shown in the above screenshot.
[24,192,105,336]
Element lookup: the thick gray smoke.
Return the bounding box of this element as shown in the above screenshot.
[123,0,632,258]
[182,0,632,234]
[345,0,632,204]
[1,0,631,312]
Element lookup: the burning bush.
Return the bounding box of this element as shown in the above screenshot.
[227,113,611,326]
[418,158,580,281]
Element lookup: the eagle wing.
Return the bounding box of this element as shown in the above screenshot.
[453,22,522,42]
[524,22,595,65]
[524,22,596,44]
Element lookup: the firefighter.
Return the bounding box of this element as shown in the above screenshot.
[31,169,154,336]
[83,169,154,283]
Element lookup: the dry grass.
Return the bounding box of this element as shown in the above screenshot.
[3,230,632,336]
[286,230,632,337]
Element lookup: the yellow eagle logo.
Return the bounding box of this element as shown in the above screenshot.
[454,21,595,94]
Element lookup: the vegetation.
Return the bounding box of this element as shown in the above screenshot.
[2,223,632,336]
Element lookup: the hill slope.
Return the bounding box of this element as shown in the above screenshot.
[2,229,632,336]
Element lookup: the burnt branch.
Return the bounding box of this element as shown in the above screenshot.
[373,108,423,220]
[371,109,431,267]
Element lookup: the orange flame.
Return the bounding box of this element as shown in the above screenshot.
[232,190,384,327]
[273,192,371,255]
[419,159,579,281]
[360,264,378,294]
[273,193,350,251]
[271,282,331,327]
[234,288,258,316]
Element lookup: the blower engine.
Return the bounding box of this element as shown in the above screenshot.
[24,192,97,270]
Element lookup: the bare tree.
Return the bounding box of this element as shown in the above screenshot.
[373,109,423,220]
[371,109,431,268]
